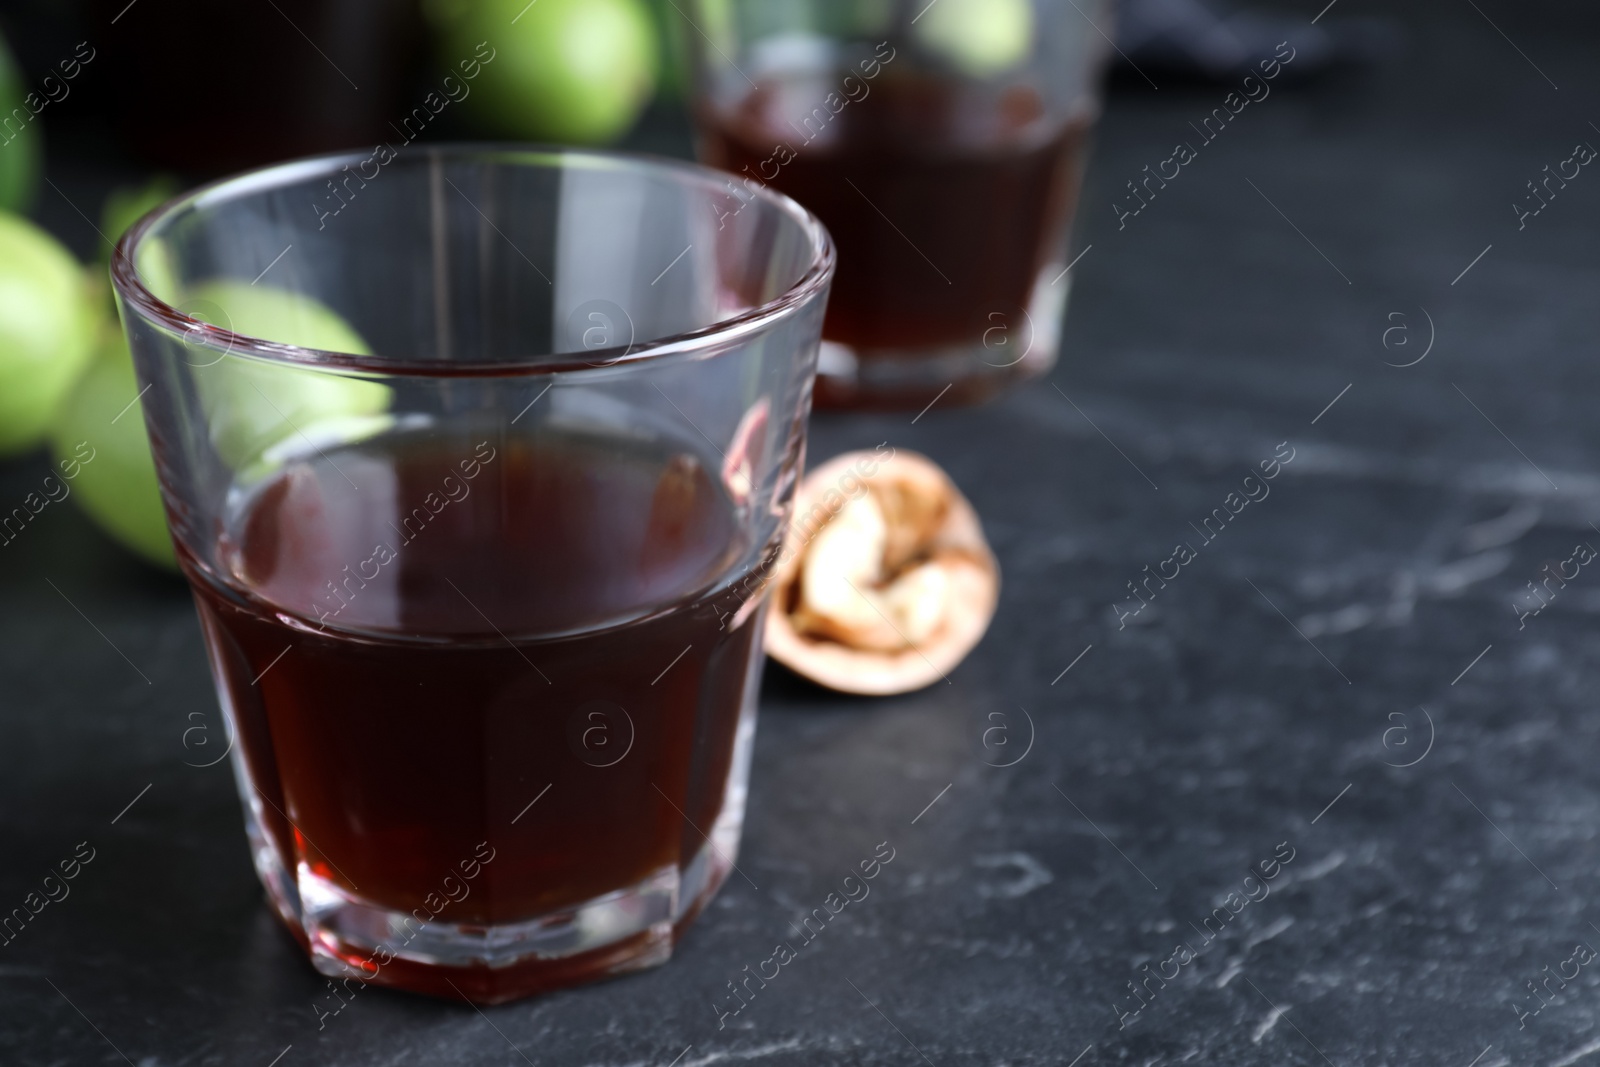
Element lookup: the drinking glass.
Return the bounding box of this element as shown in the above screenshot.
[111,147,833,1003]
[684,0,1111,408]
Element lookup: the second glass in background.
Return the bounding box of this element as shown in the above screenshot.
[686,0,1112,408]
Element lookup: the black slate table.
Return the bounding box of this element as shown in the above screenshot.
[7,1,1600,1063]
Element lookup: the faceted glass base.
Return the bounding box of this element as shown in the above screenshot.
[245,796,739,1004]
[227,659,759,1004]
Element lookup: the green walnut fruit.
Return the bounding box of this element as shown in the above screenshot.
[452,0,660,144]
[0,34,40,212]
[181,281,389,469]
[51,330,176,569]
[0,212,98,456]
[914,0,1034,78]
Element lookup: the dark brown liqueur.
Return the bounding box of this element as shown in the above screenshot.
[697,74,1091,353]
[182,429,761,948]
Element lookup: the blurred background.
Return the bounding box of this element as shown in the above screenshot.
[12,2,1600,1063]
[0,0,1398,569]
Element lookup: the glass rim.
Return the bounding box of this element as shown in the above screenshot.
[109,143,836,378]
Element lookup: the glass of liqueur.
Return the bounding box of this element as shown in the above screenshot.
[685,0,1112,409]
[110,148,833,1003]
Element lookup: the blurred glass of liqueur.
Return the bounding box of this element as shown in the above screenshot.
[686,0,1112,408]
[110,148,833,1002]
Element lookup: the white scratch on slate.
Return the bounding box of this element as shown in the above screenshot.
[1551,1037,1600,1067]
[1252,1004,1289,1043]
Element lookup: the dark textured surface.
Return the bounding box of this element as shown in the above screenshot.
[7,1,1600,1064]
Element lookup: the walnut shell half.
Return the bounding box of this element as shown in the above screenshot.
[765,449,999,695]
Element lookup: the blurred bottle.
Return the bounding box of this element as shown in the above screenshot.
[92,0,423,172]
